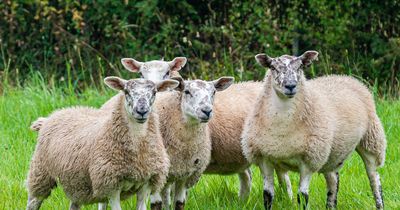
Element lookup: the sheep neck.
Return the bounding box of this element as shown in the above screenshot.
[110,94,151,141]
[262,71,307,123]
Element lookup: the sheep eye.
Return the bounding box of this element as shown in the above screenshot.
[184,90,192,96]
[163,71,170,79]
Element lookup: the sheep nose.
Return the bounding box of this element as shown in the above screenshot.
[136,109,148,117]
[201,109,212,118]
[284,83,296,91]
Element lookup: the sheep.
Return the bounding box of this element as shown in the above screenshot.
[204,80,294,199]
[241,51,386,209]
[148,75,234,210]
[26,77,179,210]
[99,63,292,200]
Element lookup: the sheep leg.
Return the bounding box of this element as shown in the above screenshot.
[26,165,56,210]
[238,169,252,200]
[276,169,293,200]
[259,160,275,210]
[174,180,187,210]
[297,167,312,209]
[109,190,122,210]
[357,148,384,209]
[150,191,163,210]
[161,183,172,210]
[324,172,339,209]
[98,203,107,210]
[69,202,80,210]
[137,186,150,210]
[26,196,43,210]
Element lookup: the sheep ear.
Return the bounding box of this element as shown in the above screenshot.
[170,76,185,91]
[156,79,180,92]
[169,57,187,72]
[121,58,143,73]
[299,51,319,67]
[104,76,127,91]
[255,53,273,68]
[213,77,234,91]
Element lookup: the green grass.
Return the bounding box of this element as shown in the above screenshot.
[1,82,399,209]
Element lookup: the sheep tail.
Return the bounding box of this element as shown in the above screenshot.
[359,114,387,167]
[30,117,47,132]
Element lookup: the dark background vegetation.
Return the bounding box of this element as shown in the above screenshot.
[0,0,399,97]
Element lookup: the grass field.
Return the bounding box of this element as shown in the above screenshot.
[0,82,399,209]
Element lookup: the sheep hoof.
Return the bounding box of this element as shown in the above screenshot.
[297,192,309,209]
[326,190,337,209]
[174,201,185,210]
[150,202,162,210]
[263,190,273,210]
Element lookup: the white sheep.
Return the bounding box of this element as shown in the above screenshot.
[26,78,179,210]
[241,51,386,209]
[102,59,292,200]
[148,76,234,210]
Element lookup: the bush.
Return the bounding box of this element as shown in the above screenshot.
[0,0,399,97]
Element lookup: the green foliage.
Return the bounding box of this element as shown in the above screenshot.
[0,0,399,97]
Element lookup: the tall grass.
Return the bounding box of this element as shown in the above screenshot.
[0,72,399,209]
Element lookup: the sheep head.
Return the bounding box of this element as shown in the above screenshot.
[121,57,187,82]
[172,76,234,123]
[104,77,179,123]
[255,51,318,99]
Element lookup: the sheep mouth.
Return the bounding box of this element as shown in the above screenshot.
[199,117,210,123]
[135,118,147,123]
[285,93,296,98]
[284,91,296,98]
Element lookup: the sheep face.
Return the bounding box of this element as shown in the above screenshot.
[177,77,234,123]
[104,77,179,123]
[255,51,319,98]
[123,80,158,123]
[121,57,187,82]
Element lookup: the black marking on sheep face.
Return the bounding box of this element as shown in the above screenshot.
[263,190,273,210]
[181,80,216,123]
[124,80,157,123]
